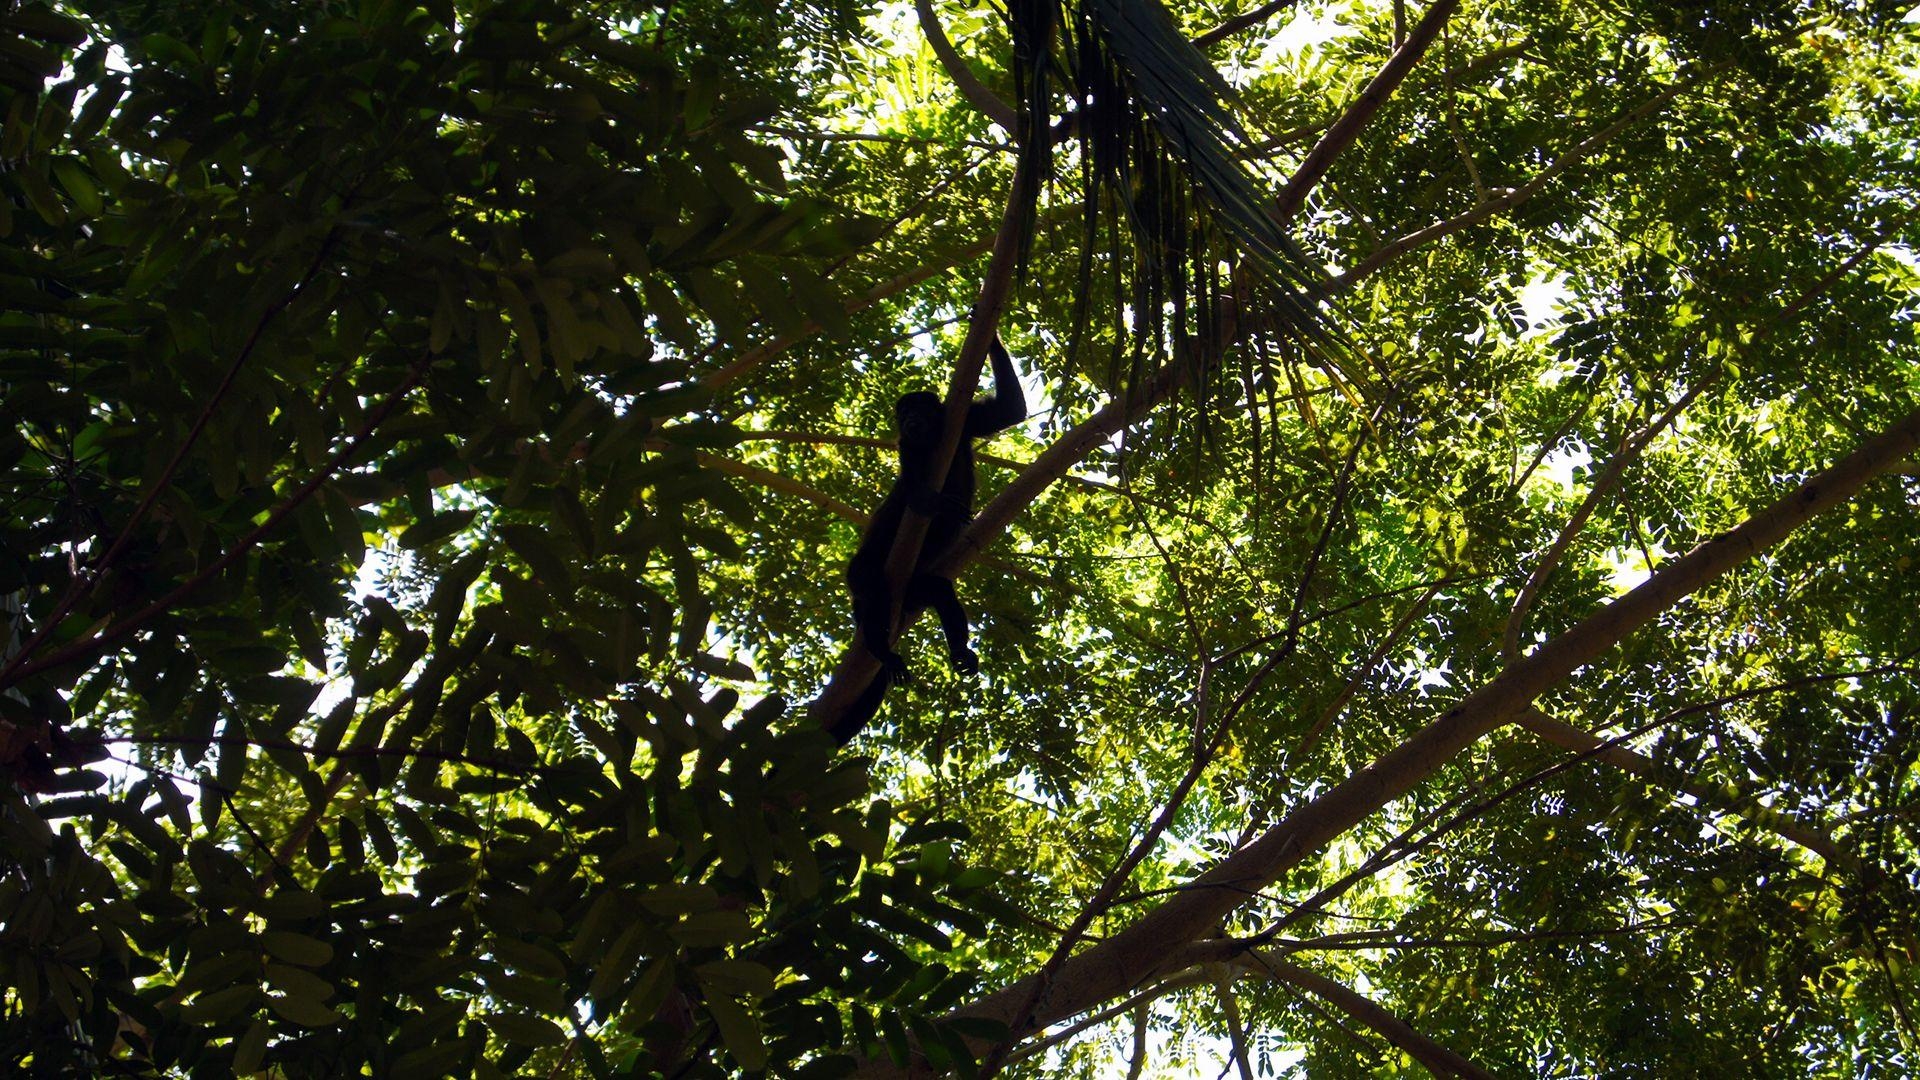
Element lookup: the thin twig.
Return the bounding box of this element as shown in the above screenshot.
[109,729,538,773]
[979,423,1369,1075]
[1290,581,1441,765]
[1516,707,1849,866]
[1440,25,1487,201]
[748,123,1006,152]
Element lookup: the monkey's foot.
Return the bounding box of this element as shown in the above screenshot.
[879,652,912,683]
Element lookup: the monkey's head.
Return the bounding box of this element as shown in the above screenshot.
[894,391,944,449]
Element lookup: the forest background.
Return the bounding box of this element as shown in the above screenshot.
[2,0,1919,1076]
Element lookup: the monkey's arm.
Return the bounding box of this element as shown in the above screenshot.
[964,336,1028,436]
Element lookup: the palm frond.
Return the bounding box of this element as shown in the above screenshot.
[1076,0,1330,334]
[1006,0,1058,272]
[1003,0,1353,414]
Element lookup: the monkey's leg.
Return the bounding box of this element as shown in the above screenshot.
[849,565,911,679]
[909,575,978,675]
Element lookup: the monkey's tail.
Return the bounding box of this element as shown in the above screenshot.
[827,667,894,744]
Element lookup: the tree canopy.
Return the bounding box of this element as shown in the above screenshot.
[3,0,1918,1076]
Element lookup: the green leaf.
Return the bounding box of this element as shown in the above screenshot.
[4,5,87,46]
[264,963,333,1002]
[48,158,101,218]
[707,994,768,1071]
[180,983,259,1025]
[693,959,776,1001]
[485,1010,566,1047]
[232,1017,270,1074]
[499,523,574,592]
[399,507,478,551]
[491,937,567,980]
[390,1039,471,1077]
[260,931,334,968]
[669,910,752,949]
[267,991,341,1028]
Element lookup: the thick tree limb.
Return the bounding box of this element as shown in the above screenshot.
[852,402,1920,1075]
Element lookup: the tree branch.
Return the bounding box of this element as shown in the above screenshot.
[1124,1000,1149,1080]
[1503,195,1912,661]
[1214,963,1256,1080]
[1276,0,1462,225]
[2,363,429,689]
[807,145,1042,733]
[0,231,344,688]
[1194,0,1305,49]
[112,729,536,773]
[1502,377,1710,660]
[977,424,1364,1072]
[1331,76,1693,288]
[850,401,1920,1074]
[916,0,1018,131]
[1291,581,1440,764]
[1246,952,1499,1079]
[1515,707,1848,867]
[1278,918,1685,953]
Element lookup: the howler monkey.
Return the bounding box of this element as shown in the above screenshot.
[832,336,1027,742]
